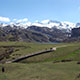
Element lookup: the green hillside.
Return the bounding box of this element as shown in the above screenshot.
[0,42,80,80]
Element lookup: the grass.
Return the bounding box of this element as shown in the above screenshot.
[0,42,80,80]
[0,62,80,80]
[0,41,80,62]
[19,42,80,63]
[0,41,70,62]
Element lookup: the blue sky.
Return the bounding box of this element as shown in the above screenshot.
[0,0,80,23]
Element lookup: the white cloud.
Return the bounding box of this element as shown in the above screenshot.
[0,16,10,22]
[16,18,28,23]
[41,20,50,24]
[13,19,17,21]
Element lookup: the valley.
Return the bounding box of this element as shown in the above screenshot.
[0,42,80,80]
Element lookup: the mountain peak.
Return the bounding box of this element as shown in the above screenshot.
[0,20,77,31]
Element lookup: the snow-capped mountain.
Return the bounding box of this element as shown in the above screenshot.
[0,20,77,32]
[76,23,80,28]
[31,20,76,31]
[0,20,80,42]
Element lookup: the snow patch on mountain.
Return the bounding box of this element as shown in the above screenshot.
[0,20,77,32]
[31,20,76,30]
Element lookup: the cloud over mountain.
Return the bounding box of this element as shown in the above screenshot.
[41,20,50,24]
[0,16,10,22]
[0,17,77,31]
[13,18,28,23]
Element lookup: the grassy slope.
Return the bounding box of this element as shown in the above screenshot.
[0,42,80,80]
[19,42,80,63]
[0,62,80,80]
[0,42,69,61]
[0,42,80,62]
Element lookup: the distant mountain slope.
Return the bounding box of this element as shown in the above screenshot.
[27,25,70,42]
[0,24,69,42]
[0,20,80,42]
[0,27,50,42]
[71,27,80,37]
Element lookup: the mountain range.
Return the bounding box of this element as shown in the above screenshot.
[0,20,80,42]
